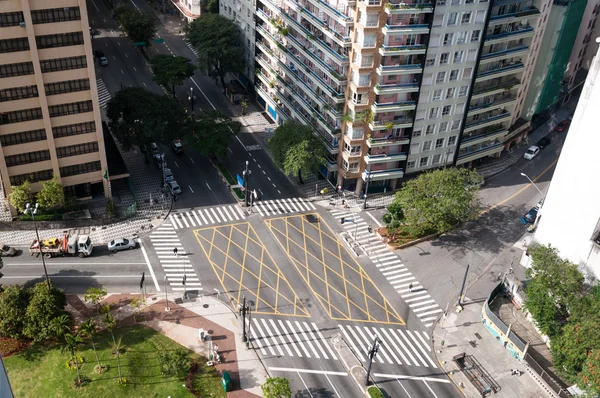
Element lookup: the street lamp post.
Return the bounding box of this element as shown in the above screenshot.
[164,275,170,312]
[365,336,380,386]
[520,172,544,198]
[363,168,372,210]
[25,203,50,290]
[239,296,249,342]
[188,87,196,116]
[243,160,251,207]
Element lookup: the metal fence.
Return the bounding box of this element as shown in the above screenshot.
[524,353,571,398]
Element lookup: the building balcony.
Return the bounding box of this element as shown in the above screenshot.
[479,45,529,63]
[376,63,423,76]
[325,156,338,171]
[366,136,411,148]
[459,128,508,147]
[321,134,340,154]
[374,82,420,95]
[382,23,430,35]
[385,2,434,14]
[471,78,520,100]
[256,85,288,119]
[372,101,417,113]
[484,26,534,44]
[362,168,404,181]
[286,0,352,47]
[489,7,540,25]
[307,0,354,26]
[467,95,517,116]
[476,62,524,82]
[369,118,413,131]
[464,112,511,132]
[379,44,427,56]
[365,152,407,164]
[456,142,504,165]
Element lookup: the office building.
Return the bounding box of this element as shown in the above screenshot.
[533,38,600,276]
[0,0,110,214]
[220,0,257,86]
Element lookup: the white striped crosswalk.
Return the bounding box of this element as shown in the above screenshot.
[169,205,245,229]
[96,78,111,108]
[148,222,202,292]
[185,40,199,58]
[252,198,316,217]
[330,210,443,327]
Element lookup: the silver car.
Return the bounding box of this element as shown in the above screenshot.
[107,237,136,253]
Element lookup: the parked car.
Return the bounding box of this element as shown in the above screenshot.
[93,49,108,66]
[536,136,551,149]
[163,167,174,183]
[153,153,165,169]
[171,139,183,154]
[0,244,17,257]
[524,145,540,160]
[107,237,136,253]
[555,119,570,132]
[150,142,160,155]
[520,207,539,224]
[168,181,182,196]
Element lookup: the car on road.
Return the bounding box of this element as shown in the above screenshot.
[168,181,182,196]
[163,167,174,183]
[107,237,137,253]
[536,136,551,149]
[93,49,108,66]
[171,139,183,154]
[524,145,540,160]
[520,207,539,224]
[555,119,570,132]
[0,244,17,257]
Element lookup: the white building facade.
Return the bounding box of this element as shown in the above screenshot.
[533,38,600,276]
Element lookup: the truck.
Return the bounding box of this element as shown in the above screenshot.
[30,234,93,258]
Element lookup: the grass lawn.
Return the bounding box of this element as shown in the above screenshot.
[4,325,226,398]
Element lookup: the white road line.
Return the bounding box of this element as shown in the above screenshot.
[247,318,266,354]
[288,320,311,358]
[354,326,383,363]
[423,380,440,397]
[192,211,202,225]
[185,212,196,227]
[339,325,365,361]
[210,208,220,223]
[398,330,428,367]
[417,332,431,352]
[312,322,337,360]
[260,319,285,356]
[233,205,245,218]
[189,185,194,194]
[203,209,215,224]
[302,323,329,360]
[379,328,405,365]
[406,331,436,367]
[269,367,347,376]
[368,327,393,364]
[198,210,209,224]
[278,320,302,357]
[222,207,234,222]
[388,329,415,366]
[139,240,160,291]
[268,319,293,356]
[295,321,320,359]
[253,319,276,356]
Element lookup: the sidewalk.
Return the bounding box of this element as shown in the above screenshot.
[66,293,267,397]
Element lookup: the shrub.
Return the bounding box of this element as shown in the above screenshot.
[0,337,27,357]
[367,386,384,398]
[157,347,191,377]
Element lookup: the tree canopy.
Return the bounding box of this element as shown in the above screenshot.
[23,281,67,342]
[0,285,29,339]
[261,377,292,398]
[268,120,326,184]
[150,55,196,97]
[8,180,32,214]
[389,168,482,234]
[113,5,157,48]
[106,87,187,150]
[186,14,245,91]
[36,175,64,210]
[183,111,240,158]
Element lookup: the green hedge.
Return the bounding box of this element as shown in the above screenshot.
[215,162,245,200]
[18,213,59,221]
[367,386,384,398]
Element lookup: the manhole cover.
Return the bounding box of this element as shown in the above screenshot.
[203,304,209,308]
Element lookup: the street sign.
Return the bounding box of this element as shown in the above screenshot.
[236,174,244,187]
[154,38,164,44]
[133,41,146,46]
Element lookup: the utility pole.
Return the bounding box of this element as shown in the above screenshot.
[239,296,250,342]
[164,275,170,311]
[188,87,196,116]
[456,264,470,310]
[243,160,251,206]
[365,336,379,386]
[182,273,187,299]
[24,203,50,290]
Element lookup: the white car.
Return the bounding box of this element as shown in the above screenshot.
[524,146,540,160]
[168,181,182,196]
[107,237,136,253]
[163,167,174,183]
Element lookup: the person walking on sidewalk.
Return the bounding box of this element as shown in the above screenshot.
[408,283,413,293]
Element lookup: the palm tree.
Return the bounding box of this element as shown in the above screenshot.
[62,332,84,384]
[105,312,117,345]
[80,318,102,370]
[49,314,72,339]
[109,336,125,383]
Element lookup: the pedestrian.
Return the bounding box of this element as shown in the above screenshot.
[408,283,413,293]
[498,272,502,281]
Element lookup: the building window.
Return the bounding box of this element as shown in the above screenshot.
[45,79,90,96]
[456,31,467,44]
[0,108,43,125]
[435,138,444,149]
[342,159,359,172]
[419,157,428,167]
[442,105,452,116]
[10,169,53,186]
[348,127,364,140]
[453,51,463,63]
[449,70,459,81]
[0,12,25,27]
[425,57,435,67]
[352,92,363,104]
[343,142,361,155]
[52,121,96,138]
[56,142,99,158]
[407,160,415,169]
[471,30,480,42]
[413,128,422,137]
[436,71,446,84]
[31,7,81,24]
[0,85,39,102]
[40,56,87,73]
[446,87,455,99]
[0,129,46,147]
[440,53,449,65]
[458,85,468,97]
[423,140,432,151]
[451,120,460,130]
[5,150,51,167]
[463,67,473,79]
[60,161,101,177]
[36,32,84,50]
[447,13,457,25]
[432,89,442,101]
[432,154,441,164]
[448,136,457,146]
[429,107,439,118]
[0,62,34,78]
[443,33,453,46]
[461,12,472,24]
[48,101,93,117]
[425,124,435,135]
[0,38,30,54]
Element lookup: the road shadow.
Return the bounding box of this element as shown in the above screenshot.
[295,388,335,398]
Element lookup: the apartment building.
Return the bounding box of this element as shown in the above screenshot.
[169,0,202,22]
[220,0,257,85]
[252,0,550,194]
[0,0,110,213]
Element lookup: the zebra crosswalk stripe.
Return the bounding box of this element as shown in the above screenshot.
[260,319,285,356]
[312,322,337,360]
[286,320,311,357]
[96,78,111,108]
[278,320,303,357]
[268,319,293,356]
[252,319,276,356]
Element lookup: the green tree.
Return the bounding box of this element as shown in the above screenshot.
[110,336,126,383]
[105,312,117,345]
[207,0,219,13]
[8,180,32,214]
[36,175,64,210]
[261,377,292,398]
[23,281,67,342]
[390,168,482,235]
[106,87,187,150]
[183,111,240,157]
[268,120,326,184]
[382,200,405,237]
[80,318,103,371]
[0,284,28,338]
[113,5,157,49]
[524,278,563,337]
[49,313,72,339]
[62,332,84,384]
[186,14,245,91]
[83,286,107,312]
[150,55,196,98]
[578,349,600,396]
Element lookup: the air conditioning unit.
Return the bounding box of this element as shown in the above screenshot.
[19,21,26,27]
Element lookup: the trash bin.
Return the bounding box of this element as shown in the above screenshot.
[221,371,233,392]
